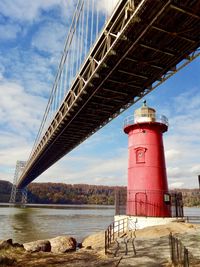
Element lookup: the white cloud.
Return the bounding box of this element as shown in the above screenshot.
[96,0,120,15]
[0,0,120,23]
[31,22,67,54]
[167,167,183,178]
[164,88,200,188]
[0,49,56,96]
[0,80,47,134]
[0,24,21,40]
[0,80,48,182]
[169,182,184,189]
[190,164,200,173]
[0,0,74,22]
[37,150,128,186]
[165,149,181,161]
[173,89,200,113]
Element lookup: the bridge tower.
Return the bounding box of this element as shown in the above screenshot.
[124,101,171,217]
[9,161,27,204]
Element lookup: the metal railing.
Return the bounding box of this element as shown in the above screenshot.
[105,217,128,254]
[124,113,169,128]
[115,189,184,218]
[184,216,200,224]
[169,233,189,267]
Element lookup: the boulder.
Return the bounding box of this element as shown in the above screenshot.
[0,239,13,249]
[0,239,24,251]
[13,242,24,248]
[23,240,51,252]
[0,256,15,265]
[77,242,83,249]
[49,236,76,253]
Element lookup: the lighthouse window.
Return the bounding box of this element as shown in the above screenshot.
[164,193,171,204]
[135,147,146,163]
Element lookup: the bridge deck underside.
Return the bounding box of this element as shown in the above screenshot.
[18,0,200,188]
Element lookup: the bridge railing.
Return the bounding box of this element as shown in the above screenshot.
[30,0,120,158]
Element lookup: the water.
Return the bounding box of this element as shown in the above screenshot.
[0,205,199,244]
[183,207,200,216]
[0,204,115,243]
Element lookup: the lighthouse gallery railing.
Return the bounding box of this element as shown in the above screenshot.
[124,114,169,128]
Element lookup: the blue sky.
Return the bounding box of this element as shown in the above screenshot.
[0,0,200,189]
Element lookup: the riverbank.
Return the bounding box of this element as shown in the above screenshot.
[1,222,200,266]
[0,203,114,209]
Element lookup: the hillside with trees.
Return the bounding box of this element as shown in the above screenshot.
[28,183,118,205]
[0,180,12,202]
[0,180,199,206]
[0,180,122,205]
[176,189,200,207]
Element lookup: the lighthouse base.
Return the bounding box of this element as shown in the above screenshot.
[114,215,184,230]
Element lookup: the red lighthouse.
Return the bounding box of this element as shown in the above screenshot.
[124,101,171,217]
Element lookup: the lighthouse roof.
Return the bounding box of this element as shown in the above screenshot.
[134,100,156,123]
[124,101,169,133]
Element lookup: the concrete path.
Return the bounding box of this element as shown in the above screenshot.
[109,236,171,266]
[108,226,200,266]
[176,228,200,267]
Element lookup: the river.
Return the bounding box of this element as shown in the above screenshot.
[0,205,199,244]
[0,204,114,243]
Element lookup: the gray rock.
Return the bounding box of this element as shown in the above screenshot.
[49,236,76,253]
[0,239,13,249]
[0,239,24,251]
[0,256,15,265]
[13,242,24,248]
[77,242,83,249]
[23,240,51,252]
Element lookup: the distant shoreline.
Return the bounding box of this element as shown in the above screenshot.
[0,203,115,209]
[1,202,200,208]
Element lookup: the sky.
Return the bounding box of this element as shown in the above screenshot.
[0,0,200,189]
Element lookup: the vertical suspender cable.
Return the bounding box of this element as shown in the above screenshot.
[82,1,86,59]
[59,70,63,105]
[85,0,89,58]
[53,89,57,113]
[63,58,68,95]
[80,1,84,66]
[71,34,75,82]
[78,8,82,70]
[96,1,99,39]
[91,0,94,48]
[75,21,79,75]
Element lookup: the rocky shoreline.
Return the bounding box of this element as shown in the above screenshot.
[0,232,117,267]
[0,222,200,266]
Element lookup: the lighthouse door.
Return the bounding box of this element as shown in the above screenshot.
[135,192,147,216]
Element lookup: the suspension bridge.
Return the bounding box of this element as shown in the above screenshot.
[14,0,200,190]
